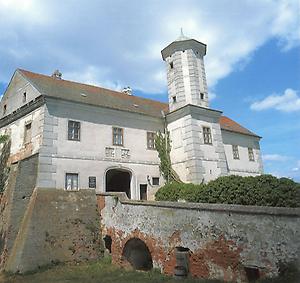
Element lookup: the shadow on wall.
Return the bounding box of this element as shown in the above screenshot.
[122,238,153,271]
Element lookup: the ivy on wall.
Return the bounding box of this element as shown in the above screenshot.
[155,131,182,184]
[0,135,11,192]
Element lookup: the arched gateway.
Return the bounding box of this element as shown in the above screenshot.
[105,168,131,198]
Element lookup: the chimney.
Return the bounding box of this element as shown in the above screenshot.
[51,70,62,79]
[122,86,132,96]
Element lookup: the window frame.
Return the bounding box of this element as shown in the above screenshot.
[68,120,81,141]
[152,177,159,186]
[147,131,156,150]
[248,147,255,162]
[65,173,79,191]
[202,126,212,145]
[112,127,124,146]
[23,92,27,103]
[24,122,32,145]
[232,145,240,160]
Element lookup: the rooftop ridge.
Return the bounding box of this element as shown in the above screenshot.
[18,68,168,108]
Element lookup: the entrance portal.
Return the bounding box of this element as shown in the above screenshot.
[105,169,131,198]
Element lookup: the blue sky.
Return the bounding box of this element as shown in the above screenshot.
[0,0,299,181]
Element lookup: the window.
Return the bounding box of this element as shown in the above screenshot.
[24,122,32,144]
[172,96,177,103]
[248,147,255,161]
[140,184,147,200]
[89,176,96,188]
[65,173,79,191]
[3,105,7,115]
[147,132,156,150]
[203,127,212,144]
[200,93,204,100]
[152,177,159,186]
[23,92,27,103]
[68,120,80,141]
[232,145,240,159]
[113,127,123,146]
[169,61,174,69]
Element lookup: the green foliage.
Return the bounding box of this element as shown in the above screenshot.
[154,131,182,183]
[0,135,9,144]
[155,175,300,208]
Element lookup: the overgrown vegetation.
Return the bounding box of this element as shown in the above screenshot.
[155,131,182,183]
[0,135,11,192]
[155,175,300,207]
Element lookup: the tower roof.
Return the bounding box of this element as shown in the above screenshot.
[161,31,206,60]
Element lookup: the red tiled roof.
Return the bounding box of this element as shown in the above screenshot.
[18,69,259,138]
[19,69,168,118]
[219,116,260,138]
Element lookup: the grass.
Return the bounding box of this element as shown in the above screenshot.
[0,257,222,283]
[0,257,298,283]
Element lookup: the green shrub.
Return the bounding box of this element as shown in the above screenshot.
[155,175,300,207]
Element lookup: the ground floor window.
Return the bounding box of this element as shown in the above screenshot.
[65,173,79,190]
[152,177,159,186]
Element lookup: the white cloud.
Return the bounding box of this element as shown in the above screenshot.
[0,0,299,94]
[262,154,290,162]
[251,89,300,112]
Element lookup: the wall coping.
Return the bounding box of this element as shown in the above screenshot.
[97,192,300,217]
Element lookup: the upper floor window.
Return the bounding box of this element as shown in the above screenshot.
[24,122,32,144]
[113,127,123,146]
[65,173,79,191]
[23,92,27,103]
[248,147,255,161]
[68,120,80,141]
[3,105,7,115]
[147,132,156,150]
[200,93,204,100]
[203,127,212,144]
[232,145,239,159]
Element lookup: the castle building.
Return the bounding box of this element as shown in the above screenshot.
[0,33,263,200]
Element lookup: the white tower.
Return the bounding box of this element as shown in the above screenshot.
[161,30,209,112]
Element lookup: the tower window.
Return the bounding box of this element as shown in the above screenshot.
[23,92,27,103]
[200,93,204,100]
[3,105,7,115]
[172,96,177,103]
[203,127,212,144]
[169,62,174,69]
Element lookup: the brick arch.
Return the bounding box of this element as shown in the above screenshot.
[122,237,153,271]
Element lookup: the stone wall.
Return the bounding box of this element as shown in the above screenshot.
[98,193,300,282]
[0,154,38,269]
[0,154,103,273]
[5,188,103,273]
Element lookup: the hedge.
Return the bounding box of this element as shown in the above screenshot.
[155,175,300,208]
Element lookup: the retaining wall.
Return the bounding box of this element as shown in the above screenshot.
[98,193,300,282]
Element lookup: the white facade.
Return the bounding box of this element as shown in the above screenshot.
[0,34,263,200]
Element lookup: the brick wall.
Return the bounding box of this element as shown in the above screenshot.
[98,193,300,282]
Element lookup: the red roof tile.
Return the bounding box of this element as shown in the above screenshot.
[18,69,259,138]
